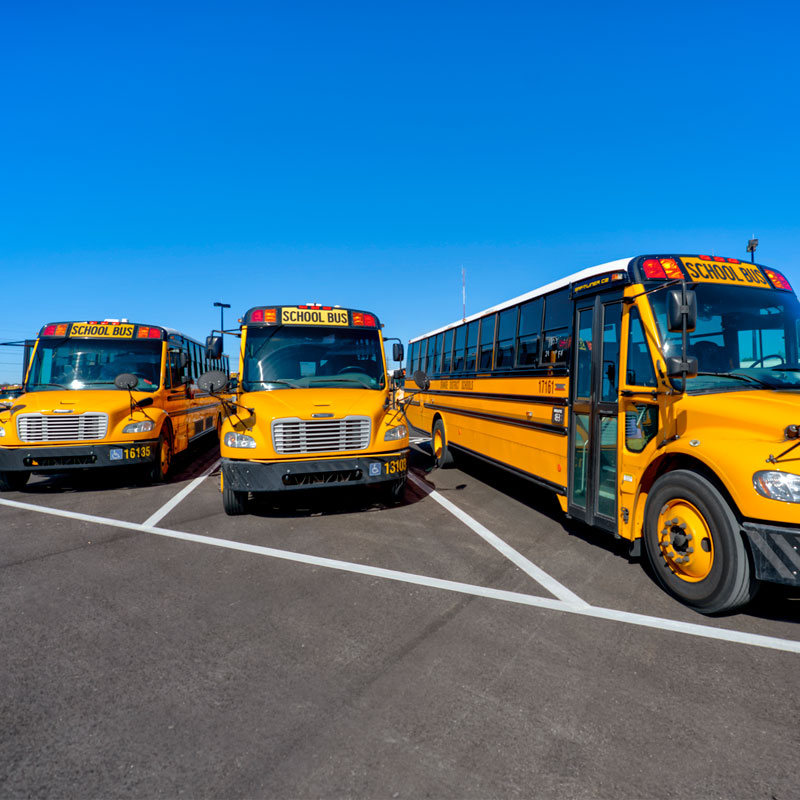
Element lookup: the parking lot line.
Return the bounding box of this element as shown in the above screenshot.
[2,495,799,654]
[143,459,221,527]
[408,472,588,608]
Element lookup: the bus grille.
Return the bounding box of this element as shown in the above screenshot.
[272,416,371,454]
[16,413,109,443]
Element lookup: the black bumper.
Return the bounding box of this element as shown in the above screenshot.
[0,441,159,473]
[742,522,800,587]
[222,450,409,492]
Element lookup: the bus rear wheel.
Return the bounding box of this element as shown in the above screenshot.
[643,470,758,614]
[221,472,249,516]
[432,419,454,469]
[0,471,30,492]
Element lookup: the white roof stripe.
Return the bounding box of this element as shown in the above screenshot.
[409,257,633,343]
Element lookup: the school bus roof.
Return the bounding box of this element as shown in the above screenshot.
[410,258,632,343]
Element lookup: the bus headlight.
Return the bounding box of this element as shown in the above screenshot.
[0,426,5,437]
[224,432,257,449]
[122,420,155,434]
[384,424,407,441]
[753,471,800,503]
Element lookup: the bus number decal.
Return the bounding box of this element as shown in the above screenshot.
[384,458,407,475]
[539,379,556,395]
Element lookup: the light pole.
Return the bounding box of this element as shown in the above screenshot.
[213,302,231,334]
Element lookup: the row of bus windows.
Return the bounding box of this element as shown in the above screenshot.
[408,288,573,376]
[168,335,230,389]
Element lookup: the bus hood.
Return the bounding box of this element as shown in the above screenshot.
[241,387,389,424]
[682,390,800,444]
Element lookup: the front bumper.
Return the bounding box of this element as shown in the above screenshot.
[222,450,409,492]
[0,440,159,473]
[742,522,800,587]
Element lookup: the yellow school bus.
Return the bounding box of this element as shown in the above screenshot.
[200,304,408,515]
[406,254,800,614]
[0,319,229,490]
[0,385,24,404]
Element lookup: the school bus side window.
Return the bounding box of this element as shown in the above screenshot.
[626,308,657,387]
[479,314,495,370]
[167,350,183,389]
[541,289,571,365]
[430,333,442,375]
[465,321,479,371]
[442,329,453,373]
[495,307,517,369]
[516,298,542,367]
[452,325,466,372]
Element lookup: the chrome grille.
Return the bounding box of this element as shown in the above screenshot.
[272,416,371,454]
[16,412,109,443]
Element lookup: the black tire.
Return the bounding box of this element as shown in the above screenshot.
[643,470,759,614]
[143,432,173,485]
[431,418,455,469]
[222,481,249,516]
[0,471,30,492]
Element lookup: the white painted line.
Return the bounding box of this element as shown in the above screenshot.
[4,496,797,653]
[143,459,220,528]
[408,472,588,608]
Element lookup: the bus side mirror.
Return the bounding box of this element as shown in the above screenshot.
[666,356,698,379]
[392,343,404,362]
[413,370,430,390]
[667,288,697,332]
[229,376,239,390]
[114,373,139,390]
[198,370,229,393]
[179,351,189,368]
[391,368,404,381]
[206,335,223,359]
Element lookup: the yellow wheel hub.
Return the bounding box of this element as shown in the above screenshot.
[656,500,714,582]
[159,438,171,476]
[433,430,444,460]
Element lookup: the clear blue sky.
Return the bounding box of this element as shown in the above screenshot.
[2,0,798,382]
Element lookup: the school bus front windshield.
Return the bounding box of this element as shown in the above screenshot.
[26,338,162,392]
[241,326,386,391]
[649,282,800,392]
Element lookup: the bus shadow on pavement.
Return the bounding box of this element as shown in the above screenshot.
[19,439,221,495]
[243,482,425,519]
[439,450,800,622]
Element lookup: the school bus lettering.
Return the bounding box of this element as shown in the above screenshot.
[281,308,350,326]
[70,323,136,338]
[681,259,771,288]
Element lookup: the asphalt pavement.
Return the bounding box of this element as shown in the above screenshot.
[1,434,798,799]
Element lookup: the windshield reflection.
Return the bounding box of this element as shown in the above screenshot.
[651,284,800,393]
[27,339,162,392]
[242,326,385,392]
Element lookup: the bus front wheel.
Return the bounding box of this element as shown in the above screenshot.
[221,472,249,516]
[0,471,30,492]
[432,419,455,469]
[643,470,758,614]
[144,432,173,485]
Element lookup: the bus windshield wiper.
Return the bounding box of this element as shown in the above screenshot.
[696,372,771,388]
[29,382,69,390]
[250,379,300,388]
